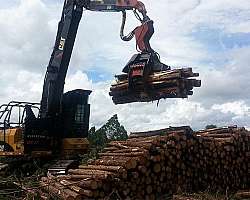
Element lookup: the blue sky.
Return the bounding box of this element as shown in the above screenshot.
[0,0,249,131]
[189,26,250,67]
[192,27,250,51]
[0,0,19,7]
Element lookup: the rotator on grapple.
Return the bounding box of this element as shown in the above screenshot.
[108,2,201,104]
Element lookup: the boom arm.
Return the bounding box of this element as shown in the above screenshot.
[83,0,146,13]
[40,0,148,118]
[40,0,83,118]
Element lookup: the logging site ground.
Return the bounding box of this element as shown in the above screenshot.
[0,0,250,200]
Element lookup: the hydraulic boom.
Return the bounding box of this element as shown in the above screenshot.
[0,0,171,157]
[40,0,168,119]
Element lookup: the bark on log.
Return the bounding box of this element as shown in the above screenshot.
[40,126,250,200]
[98,152,148,157]
[92,158,137,170]
[110,68,201,104]
[78,165,125,173]
[40,182,76,200]
[235,191,250,199]
[60,180,95,196]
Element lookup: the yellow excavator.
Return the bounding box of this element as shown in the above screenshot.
[0,0,169,167]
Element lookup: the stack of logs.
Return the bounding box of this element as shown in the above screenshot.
[109,68,201,104]
[235,190,250,199]
[40,126,250,200]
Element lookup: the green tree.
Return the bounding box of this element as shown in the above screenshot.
[85,115,128,164]
[88,114,128,147]
[88,126,107,148]
[101,114,128,141]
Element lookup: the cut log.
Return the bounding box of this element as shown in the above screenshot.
[92,158,137,170]
[60,180,95,196]
[98,152,148,157]
[40,182,75,200]
[40,126,250,200]
[235,191,250,199]
[69,174,108,180]
[78,165,125,173]
[110,68,201,104]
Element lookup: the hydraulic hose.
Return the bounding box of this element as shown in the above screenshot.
[120,11,135,41]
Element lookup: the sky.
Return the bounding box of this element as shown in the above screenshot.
[0,0,249,132]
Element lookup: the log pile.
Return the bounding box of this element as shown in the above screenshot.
[109,68,201,104]
[172,195,198,200]
[40,126,250,200]
[235,190,250,199]
[129,126,193,138]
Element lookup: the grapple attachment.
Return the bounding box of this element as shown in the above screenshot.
[109,55,201,105]
[122,52,171,90]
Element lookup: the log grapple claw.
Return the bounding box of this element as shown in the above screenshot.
[123,51,171,90]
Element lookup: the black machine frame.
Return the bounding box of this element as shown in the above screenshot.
[0,101,40,144]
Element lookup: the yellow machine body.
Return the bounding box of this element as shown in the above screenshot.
[0,128,89,157]
[62,138,89,156]
[0,128,24,156]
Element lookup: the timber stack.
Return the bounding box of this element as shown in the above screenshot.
[40,126,250,200]
[235,190,250,199]
[109,68,201,104]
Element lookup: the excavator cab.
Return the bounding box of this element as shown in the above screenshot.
[0,89,92,158]
[61,89,92,156]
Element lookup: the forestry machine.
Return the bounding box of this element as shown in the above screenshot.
[0,0,168,160]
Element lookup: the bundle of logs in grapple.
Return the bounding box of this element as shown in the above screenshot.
[40,126,250,200]
[109,68,201,104]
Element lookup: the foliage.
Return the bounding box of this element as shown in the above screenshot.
[85,114,128,163]
[99,114,128,141]
[88,114,128,147]
[88,126,107,149]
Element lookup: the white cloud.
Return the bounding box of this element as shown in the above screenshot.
[212,101,250,116]
[65,71,93,92]
[0,70,43,104]
[227,22,250,33]
[194,46,250,106]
